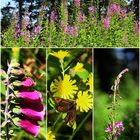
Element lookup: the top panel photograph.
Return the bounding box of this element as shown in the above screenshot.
[1,0,139,48]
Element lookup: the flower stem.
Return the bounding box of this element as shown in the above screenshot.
[69,110,92,140]
[5,63,12,140]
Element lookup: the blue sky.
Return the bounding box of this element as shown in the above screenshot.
[1,0,16,8]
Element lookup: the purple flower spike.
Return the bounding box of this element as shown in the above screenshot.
[105,121,124,137]
[18,90,42,102]
[78,12,85,22]
[74,0,80,7]
[19,117,40,137]
[21,77,35,88]
[34,25,41,35]
[88,6,95,14]
[134,21,139,33]
[120,9,126,18]
[108,3,120,15]
[103,16,110,29]
[50,10,57,22]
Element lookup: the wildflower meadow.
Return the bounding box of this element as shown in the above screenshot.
[1,0,139,47]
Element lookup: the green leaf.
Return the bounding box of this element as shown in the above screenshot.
[0,81,6,95]
[76,69,89,82]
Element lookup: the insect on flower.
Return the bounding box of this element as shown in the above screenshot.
[53,97,77,127]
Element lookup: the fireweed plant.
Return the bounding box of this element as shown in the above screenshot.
[2,1,139,47]
[105,68,129,140]
[47,50,93,139]
[1,60,45,139]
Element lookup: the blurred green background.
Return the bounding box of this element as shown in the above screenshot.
[94,49,139,140]
[1,48,46,140]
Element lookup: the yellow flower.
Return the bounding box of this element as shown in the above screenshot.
[76,91,93,112]
[86,73,93,93]
[47,130,55,140]
[50,74,78,99]
[73,62,85,73]
[50,50,70,61]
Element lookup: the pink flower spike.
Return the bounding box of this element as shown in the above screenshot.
[21,77,35,88]
[103,16,110,29]
[18,90,42,102]
[20,103,45,121]
[19,118,40,137]
[120,9,126,18]
[88,6,95,14]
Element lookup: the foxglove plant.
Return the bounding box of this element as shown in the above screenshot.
[105,68,128,140]
[2,60,45,139]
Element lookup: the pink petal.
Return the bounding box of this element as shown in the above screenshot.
[18,90,42,102]
[20,102,45,121]
[19,118,40,137]
[21,77,35,88]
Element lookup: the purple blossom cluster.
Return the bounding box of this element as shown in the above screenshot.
[107,3,121,16]
[60,21,78,36]
[50,10,58,22]
[134,20,139,33]
[74,0,80,7]
[105,121,124,137]
[88,6,95,14]
[103,16,110,29]
[14,22,41,42]
[78,12,85,22]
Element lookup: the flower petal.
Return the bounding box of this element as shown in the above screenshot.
[18,90,42,102]
[19,117,40,137]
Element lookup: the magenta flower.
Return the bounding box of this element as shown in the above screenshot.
[78,12,85,22]
[67,26,78,37]
[50,10,57,22]
[20,103,45,121]
[34,25,41,35]
[74,0,80,7]
[21,77,35,88]
[120,9,126,18]
[88,6,95,14]
[105,121,124,137]
[108,3,120,15]
[103,16,110,29]
[14,24,21,38]
[19,117,40,137]
[18,90,42,103]
[60,21,67,34]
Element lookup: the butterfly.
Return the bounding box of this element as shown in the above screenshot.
[53,97,77,127]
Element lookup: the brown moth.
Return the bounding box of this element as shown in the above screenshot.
[53,97,77,127]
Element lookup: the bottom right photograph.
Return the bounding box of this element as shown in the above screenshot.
[94,49,139,140]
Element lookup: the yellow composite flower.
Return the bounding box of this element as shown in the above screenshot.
[86,73,93,93]
[73,62,85,73]
[47,130,56,140]
[76,91,93,112]
[50,74,78,99]
[50,50,70,61]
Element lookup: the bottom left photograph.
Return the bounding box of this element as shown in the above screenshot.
[1,48,46,140]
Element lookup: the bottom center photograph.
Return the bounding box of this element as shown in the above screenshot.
[47,48,93,140]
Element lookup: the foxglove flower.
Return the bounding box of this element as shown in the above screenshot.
[134,21,139,33]
[18,90,43,103]
[67,26,78,37]
[19,117,40,137]
[4,61,45,138]
[103,16,110,29]
[21,77,35,88]
[20,101,45,121]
